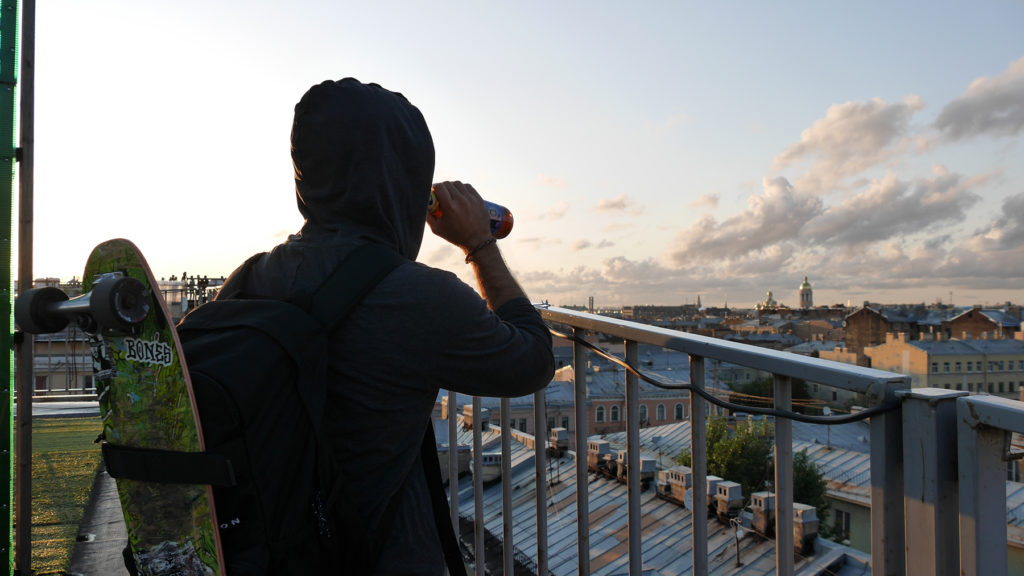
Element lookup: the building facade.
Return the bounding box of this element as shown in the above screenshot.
[864,333,1024,397]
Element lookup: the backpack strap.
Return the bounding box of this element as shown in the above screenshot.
[309,242,407,331]
[421,420,469,576]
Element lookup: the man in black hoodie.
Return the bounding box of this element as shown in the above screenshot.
[223,78,554,574]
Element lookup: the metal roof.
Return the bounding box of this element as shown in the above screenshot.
[454,429,872,575]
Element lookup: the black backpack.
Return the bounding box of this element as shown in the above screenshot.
[102,243,467,575]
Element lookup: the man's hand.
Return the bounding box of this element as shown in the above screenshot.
[426,180,527,310]
[426,181,492,251]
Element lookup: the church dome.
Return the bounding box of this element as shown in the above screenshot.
[800,276,812,291]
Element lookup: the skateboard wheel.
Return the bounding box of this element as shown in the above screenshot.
[15,287,71,334]
[92,277,150,330]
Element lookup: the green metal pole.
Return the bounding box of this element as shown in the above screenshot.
[0,0,19,574]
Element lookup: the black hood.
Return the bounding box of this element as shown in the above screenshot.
[291,78,435,260]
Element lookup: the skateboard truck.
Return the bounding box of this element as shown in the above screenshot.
[15,272,151,335]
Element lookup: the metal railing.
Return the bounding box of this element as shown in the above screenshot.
[447,305,915,575]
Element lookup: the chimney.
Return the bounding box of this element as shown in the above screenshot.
[751,491,776,537]
[549,427,568,455]
[461,405,490,430]
[793,503,819,556]
[704,476,723,518]
[657,465,691,504]
[587,440,611,473]
[715,481,744,523]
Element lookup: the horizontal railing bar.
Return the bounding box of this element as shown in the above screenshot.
[538,305,906,398]
[958,394,1024,433]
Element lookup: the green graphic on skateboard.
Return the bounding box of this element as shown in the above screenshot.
[16,238,225,575]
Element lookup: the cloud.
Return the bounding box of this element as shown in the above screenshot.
[935,56,1024,141]
[538,174,568,190]
[668,176,822,265]
[571,239,614,251]
[772,96,925,194]
[593,193,644,215]
[687,192,719,210]
[539,201,569,221]
[656,112,691,133]
[801,168,983,247]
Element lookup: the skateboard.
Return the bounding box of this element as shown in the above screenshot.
[15,238,225,576]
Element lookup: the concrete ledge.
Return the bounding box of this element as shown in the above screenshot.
[67,466,129,576]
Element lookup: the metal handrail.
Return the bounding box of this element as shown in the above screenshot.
[451,304,912,576]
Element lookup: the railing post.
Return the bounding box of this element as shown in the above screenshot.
[773,374,794,576]
[625,340,641,575]
[689,355,707,575]
[898,388,966,575]
[534,387,548,575]
[472,395,484,576]
[500,397,513,576]
[957,395,1018,576]
[870,382,905,576]
[573,327,590,575]
[448,390,459,548]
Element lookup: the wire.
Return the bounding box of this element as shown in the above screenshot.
[547,326,898,425]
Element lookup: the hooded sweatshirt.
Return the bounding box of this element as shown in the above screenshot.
[220,79,554,574]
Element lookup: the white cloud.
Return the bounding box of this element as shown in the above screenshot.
[801,169,983,247]
[571,239,591,251]
[539,201,569,220]
[772,96,925,194]
[538,174,568,190]
[935,56,1024,141]
[687,192,719,210]
[668,176,822,264]
[593,193,644,215]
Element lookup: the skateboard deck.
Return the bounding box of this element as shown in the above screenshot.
[16,238,225,575]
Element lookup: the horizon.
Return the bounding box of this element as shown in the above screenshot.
[21,1,1024,309]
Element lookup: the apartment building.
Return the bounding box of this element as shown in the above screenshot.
[864,332,1024,397]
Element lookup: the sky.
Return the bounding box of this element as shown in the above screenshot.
[21,1,1024,308]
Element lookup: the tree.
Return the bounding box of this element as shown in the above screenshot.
[676,417,833,537]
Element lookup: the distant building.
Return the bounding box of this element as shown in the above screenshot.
[864,332,1024,397]
[948,306,1020,340]
[799,276,813,309]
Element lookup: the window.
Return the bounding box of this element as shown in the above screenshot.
[944,362,950,373]
[596,406,605,422]
[656,404,666,421]
[989,384,995,393]
[610,406,620,422]
[956,383,962,390]
[999,382,1005,393]
[944,384,951,389]
[675,403,684,420]
[548,417,556,430]
[1009,360,1016,371]
[639,405,649,423]
[34,376,48,392]
[967,361,974,372]
[834,509,851,541]
[931,362,939,373]
[561,416,570,429]
[519,418,527,431]
[955,362,962,373]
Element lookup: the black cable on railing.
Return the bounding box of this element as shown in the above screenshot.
[547,326,899,425]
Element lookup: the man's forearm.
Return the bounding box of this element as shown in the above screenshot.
[467,241,527,310]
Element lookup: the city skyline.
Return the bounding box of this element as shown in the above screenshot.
[21,1,1024,307]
